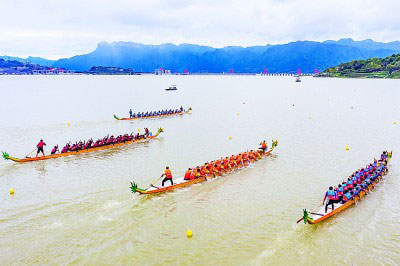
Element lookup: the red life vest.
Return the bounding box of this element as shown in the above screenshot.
[327,190,338,200]
[184,171,191,180]
[165,169,172,178]
[262,142,267,149]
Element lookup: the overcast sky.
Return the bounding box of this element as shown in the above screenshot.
[1,0,399,59]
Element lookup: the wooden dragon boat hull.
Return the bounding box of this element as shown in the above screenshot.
[2,129,163,163]
[131,142,277,195]
[114,108,192,121]
[302,152,392,224]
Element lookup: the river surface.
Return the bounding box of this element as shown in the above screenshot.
[0,75,399,265]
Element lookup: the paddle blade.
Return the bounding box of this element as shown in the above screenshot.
[113,115,120,120]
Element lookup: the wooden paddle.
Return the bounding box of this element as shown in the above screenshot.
[25,147,38,158]
[145,175,164,190]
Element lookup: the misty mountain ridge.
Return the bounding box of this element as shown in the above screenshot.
[0,55,55,66]
[4,38,400,73]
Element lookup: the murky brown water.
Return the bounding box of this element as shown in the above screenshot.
[0,75,399,265]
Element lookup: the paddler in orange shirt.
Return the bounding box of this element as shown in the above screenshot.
[236,154,243,167]
[223,157,231,171]
[242,152,249,163]
[209,163,216,175]
[195,167,202,178]
[200,163,209,176]
[184,168,192,181]
[214,163,222,175]
[161,166,174,186]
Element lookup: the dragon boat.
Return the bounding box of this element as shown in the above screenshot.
[114,107,192,121]
[130,140,278,195]
[299,151,392,224]
[2,128,164,163]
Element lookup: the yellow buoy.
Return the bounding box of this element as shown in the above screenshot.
[10,188,14,195]
[229,136,232,140]
[68,122,70,126]
[138,128,140,132]
[237,113,240,116]
[186,230,193,238]
[395,122,397,124]
[346,146,350,151]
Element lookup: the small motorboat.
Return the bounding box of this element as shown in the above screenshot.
[166,85,177,91]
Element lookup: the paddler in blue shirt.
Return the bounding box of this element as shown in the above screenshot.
[342,190,353,203]
[129,109,133,118]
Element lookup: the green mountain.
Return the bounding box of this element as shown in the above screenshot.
[321,53,400,78]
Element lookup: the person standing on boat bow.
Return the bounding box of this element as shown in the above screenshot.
[161,166,174,186]
[129,109,133,118]
[36,139,46,157]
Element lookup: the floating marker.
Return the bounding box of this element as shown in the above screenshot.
[68,122,70,126]
[394,122,397,124]
[10,188,14,195]
[346,146,350,151]
[186,230,193,238]
[229,136,232,140]
[237,113,240,116]
[138,128,140,132]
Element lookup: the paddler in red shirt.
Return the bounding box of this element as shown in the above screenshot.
[36,139,46,157]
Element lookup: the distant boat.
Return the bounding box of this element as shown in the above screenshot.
[295,77,301,82]
[166,85,177,91]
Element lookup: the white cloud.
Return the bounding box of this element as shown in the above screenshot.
[0,0,399,59]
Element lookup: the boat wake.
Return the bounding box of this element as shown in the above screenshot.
[103,200,122,209]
